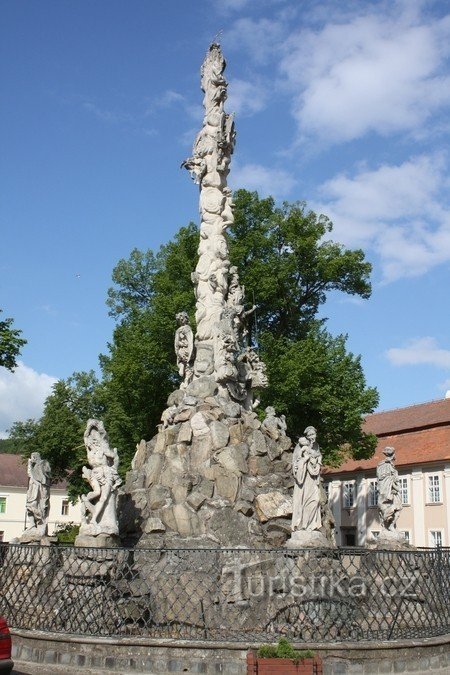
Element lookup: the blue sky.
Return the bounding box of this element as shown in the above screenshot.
[1,0,450,436]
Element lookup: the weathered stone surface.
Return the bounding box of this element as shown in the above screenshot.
[174,408,193,423]
[228,422,243,445]
[177,421,193,444]
[184,395,198,406]
[190,434,213,471]
[235,499,254,516]
[173,504,201,536]
[207,508,250,546]
[248,455,272,476]
[143,517,166,534]
[186,491,206,511]
[197,478,214,498]
[214,469,240,502]
[216,446,248,475]
[144,453,164,488]
[74,533,120,548]
[240,484,255,503]
[243,412,261,430]
[132,439,147,470]
[148,485,171,510]
[221,401,241,418]
[267,438,283,461]
[190,412,210,437]
[210,420,230,449]
[186,376,218,399]
[250,429,267,456]
[167,389,185,407]
[254,491,292,523]
[285,529,332,548]
[126,469,145,490]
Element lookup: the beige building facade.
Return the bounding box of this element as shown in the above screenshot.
[0,454,81,542]
[324,398,450,547]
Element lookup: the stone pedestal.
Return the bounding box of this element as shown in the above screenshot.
[285,529,334,549]
[74,533,121,548]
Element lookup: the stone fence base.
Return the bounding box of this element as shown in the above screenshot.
[11,630,450,675]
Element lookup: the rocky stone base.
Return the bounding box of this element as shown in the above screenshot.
[119,380,303,548]
[369,529,414,551]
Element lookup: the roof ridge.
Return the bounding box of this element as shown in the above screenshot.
[369,397,449,417]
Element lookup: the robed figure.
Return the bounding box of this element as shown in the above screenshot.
[25,452,51,537]
[291,426,322,532]
[377,446,402,532]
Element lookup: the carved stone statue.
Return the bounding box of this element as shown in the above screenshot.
[261,406,287,440]
[76,420,122,546]
[286,426,333,548]
[174,312,194,388]
[21,452,51,542]
[182,43,267,409]
[377,446,402,538]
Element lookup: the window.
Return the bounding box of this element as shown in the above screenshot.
[428,475,441,503]
[400,530,410,544]
[61,500,69,516]
[371,530,380,540]
[399,477,409,505]
[342,528,356,546]
[0,497,6,514]
[343,482,355,508]
[368,480,378,507]
[429,530,443,548]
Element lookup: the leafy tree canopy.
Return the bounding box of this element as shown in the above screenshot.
[9,371,103,500]
[0,310,27,371]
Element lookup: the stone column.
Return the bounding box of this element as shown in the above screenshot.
[330,479,342,546]
[183,43,235,378]
[411,468,425,546]
[356,475,367,546]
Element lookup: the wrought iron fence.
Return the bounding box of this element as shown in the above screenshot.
[0,543,449,643]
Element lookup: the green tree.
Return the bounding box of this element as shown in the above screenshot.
[9,371,103,500]
[100,223,198,462]
[103,191,378,465]
[0,310,27,371]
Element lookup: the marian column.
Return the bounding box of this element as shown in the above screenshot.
[183,43,266,407]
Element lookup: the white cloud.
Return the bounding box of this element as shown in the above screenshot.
[386,337,450,369]
[224,16,287,65]
[82,101,132,124]
[227,78,267,116]
[280,7,450,143]
[0,362,57,437]
[230,161,296,198]
[315,153,450,281]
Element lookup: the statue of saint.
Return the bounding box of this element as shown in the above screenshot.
[24,452,51,538]
[174,312,194,388]
[291,426,322,533]
[261,406,286,440]
[79,420,122,538]
[377,446,402,533]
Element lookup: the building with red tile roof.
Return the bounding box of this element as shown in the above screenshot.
[323,397,450,547]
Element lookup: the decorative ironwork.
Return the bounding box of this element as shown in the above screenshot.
[0,544,449,643]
